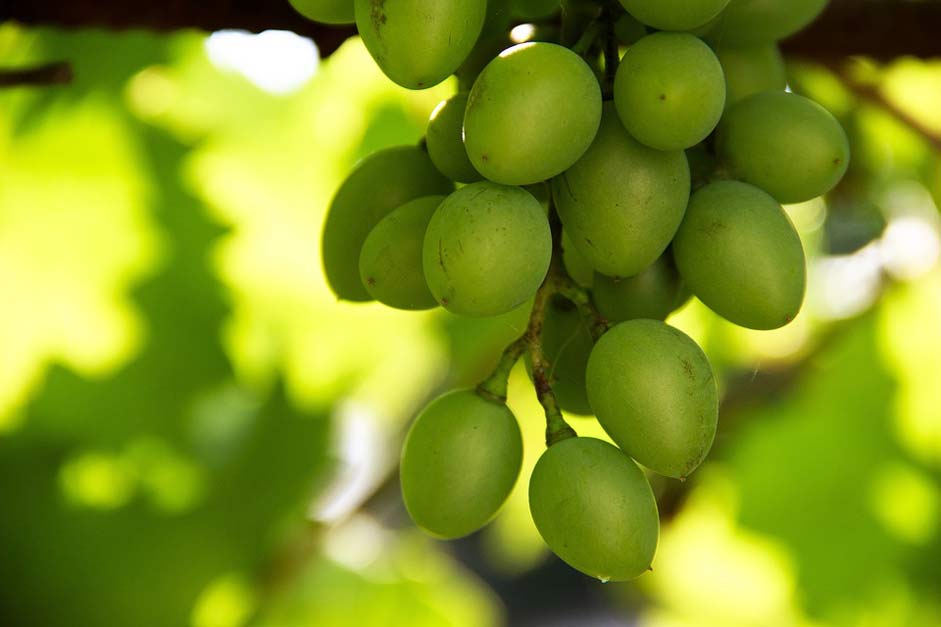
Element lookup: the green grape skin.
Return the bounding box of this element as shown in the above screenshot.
[287,0,354,24]
[586,320,718,479]
[614,13,647,46]
[354,0,487,90]
[620,0,730,31]
[715,44,786,107]
[358,196,444,310]
[454,3,514,91]
[464,42,602,185]
[530,297,594,416]
[707,0,829,47]
[511,0,560,20]
[553,103,690,278]
[717,91,850,204]
[322,146,452,302]
[614,32,726,151]
[562,230,594,289]
[529,437,659,581]
[593,253,687,323]
[423,182,551,317]
[426,94,482,184]
[401,390,523,539]
[672,180,806,329]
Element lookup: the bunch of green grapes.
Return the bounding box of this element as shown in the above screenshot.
[305,0,848,581]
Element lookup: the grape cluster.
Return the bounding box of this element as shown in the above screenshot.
[305,0,848,581]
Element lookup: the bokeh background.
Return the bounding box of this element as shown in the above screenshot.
[1,12,939,627]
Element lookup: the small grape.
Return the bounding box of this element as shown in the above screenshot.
[586,320,718,479]
[426,94,482,184]
[511,0,560,20]
[322,146,452,302]
[707,0,829,47]
[620,0,730,31]
[401,390,523,538]
[359,196,444,310]
[593,253,687,323]
[715,44,786,107]
[717,91,850,204]
[613,13,647,46]
[531,298,594,416]
[464,42,602,185]
[423,182,551,317]
[529,437,659,581]
[614,32,726,151]
[672,180,806,329]
[354,0,487,89]
[562,230,594,289]
[287,0,354,24]
[553,103,690,278]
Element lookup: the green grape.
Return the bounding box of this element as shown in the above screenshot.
[322,146,452,301]
[620,0,730,31]
[511,0,560,20]
[529,437,659,581]
[715,44,786,107]
[707,0,829,47]
[423,182,551,316]
[614,13,647,46]
[672,180,806,329]
[401,390,523,538]
[454,3,514,91]
[426,94,482,184]
[593,253,687,323]
[553,103,690,278]
[614,32,726,151]
[586,320,718,479]
[530,297,594,416]
[287,0,354,24]
[717,91,850,204]
[358,196,444,310]
[464,42,602,185]
[354,0,487,89]
[562,230,594,289]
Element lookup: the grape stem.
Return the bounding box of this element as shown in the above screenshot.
[476,336,528,402]
[601,3,620,97]
[571,19,605,57]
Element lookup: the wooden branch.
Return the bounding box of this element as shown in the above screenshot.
[0,61,72,87]
[3,0,941,60]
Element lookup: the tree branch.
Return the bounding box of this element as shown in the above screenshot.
[0,61,72,87]
[3,0,941,60]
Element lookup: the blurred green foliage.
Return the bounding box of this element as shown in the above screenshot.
[0,21,939,627]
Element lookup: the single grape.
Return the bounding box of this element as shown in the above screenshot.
[553,103,690,278]
[593,253,687,323]
[423,182,551,317]
[717,91,850,204]
[358,196,444,310]
[529,437,659,581]
[511,0,560,20]
[715,44,786,107]
[672,180,807,329]
[620,0,730,31]
[614,32,726,151]
[562,230,594,289]
[529,297,594,416]
[464,42,602,185]
[401,390,523,538]
[586,320,718,479]
[707,0,829,47]
[354,0,487,89]
[287,0,354,24]
[322,146,452,302]
[426,94,482,184]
